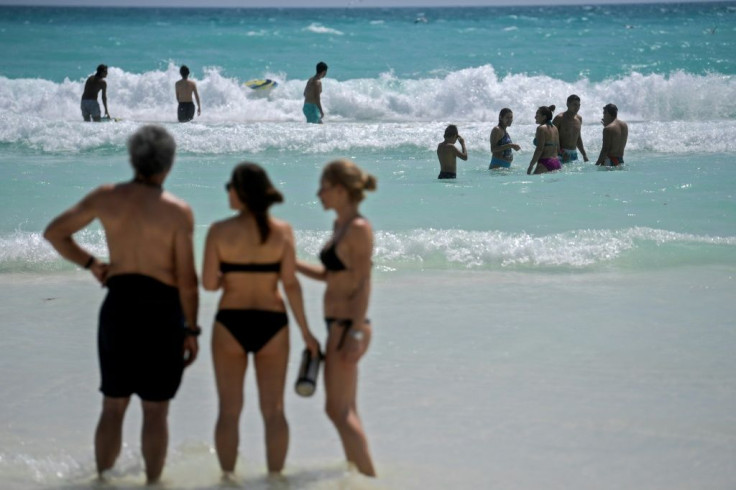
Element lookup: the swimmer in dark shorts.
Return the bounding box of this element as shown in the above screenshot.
[177,102,196,123]
[44,125,200,484]
[175,65,201,123]
[99,274,186,401]
[436,125,467,180]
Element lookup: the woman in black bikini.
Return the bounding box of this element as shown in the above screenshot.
[202,162,319,480]
[297,159,377,476]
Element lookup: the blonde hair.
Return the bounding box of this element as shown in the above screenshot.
[322,158,377,203]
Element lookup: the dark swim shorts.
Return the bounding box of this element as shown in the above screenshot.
[438,171,457,179]
[177,102,195,122]
[98,274,185,401]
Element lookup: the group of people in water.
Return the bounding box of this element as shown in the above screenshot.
[44,125,377,483]
[437,94,629,178]
[81,62,627,178]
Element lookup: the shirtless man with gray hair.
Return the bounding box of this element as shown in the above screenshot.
[44,125,200,484]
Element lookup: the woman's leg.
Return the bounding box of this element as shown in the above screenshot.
[254,326,290,474]
[324,322,376,476]
[212,322,248,473]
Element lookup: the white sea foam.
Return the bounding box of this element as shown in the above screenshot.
[1,64,734,154]
[304,23,344,35]
[4,227,731,273]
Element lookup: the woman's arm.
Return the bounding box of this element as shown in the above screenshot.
[297,259,327,282]
[201,224,222,291]
[528,126,545,174]
[281,225,320,356]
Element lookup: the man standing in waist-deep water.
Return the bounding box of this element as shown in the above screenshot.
[436,124,468,179]
[81,64,109,122]
[553,94,589,163]
[303,61,327,123]
[175,65,201,122]
[596,103,628,167]
[44,125,201,484]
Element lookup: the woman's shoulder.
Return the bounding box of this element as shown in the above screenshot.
[347,216,373,237]
[269,216,294,235]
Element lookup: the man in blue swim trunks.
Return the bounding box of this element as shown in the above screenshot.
[303,61,327,124]
[44,125,201,484]
[553,94,589,163]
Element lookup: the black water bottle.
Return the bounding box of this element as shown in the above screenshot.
[295,349,321,397]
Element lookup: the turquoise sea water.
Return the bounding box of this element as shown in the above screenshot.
[1,4,736,489]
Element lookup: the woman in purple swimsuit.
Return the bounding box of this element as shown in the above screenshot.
[527,105,562,175]
[202,162,319,480]
[297,159,378,476]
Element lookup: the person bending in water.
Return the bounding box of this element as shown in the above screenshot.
[303,61,328,124]
[81,64,109,122]
[203,163,320,480]
[175,65,201,123]
[553,94,589,163]
[44,125,200,484]
[297,159,377,476]
[527,105,561,175]
[490,108,521,169]
[596,103,628,167]
[436,124,467,179]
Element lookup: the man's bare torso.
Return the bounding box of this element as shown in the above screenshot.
[554,112,582,149]
[175,79,197,103]
[303,77,321,104]
[82,76,106,101]
[94,182,191,286]
[437,143,459,173]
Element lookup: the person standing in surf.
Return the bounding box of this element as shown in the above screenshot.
[553,94,589,163]
[436,124,467,179]
[44,125,201,484]
[81,64,110,122]
[490,108,521,169]
[202,162,319,480]
[297,159,377,476]
[528,105,561,175]
[303,61,327,124]
[175,65,201,123]
[595,103,628,167]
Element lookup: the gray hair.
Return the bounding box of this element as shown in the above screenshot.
[127,125,176,177]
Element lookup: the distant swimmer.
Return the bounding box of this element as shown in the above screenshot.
[527,105,561,175]
[596,103,628,167]
[303,61,328,124]
[553,94,589,163]
[175,65,201,123]
[436,124,467,179]
[490,108,521,169]
[81,64,109,122]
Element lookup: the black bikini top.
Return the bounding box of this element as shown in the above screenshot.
[319,242,347,272]
[220,261,281,274]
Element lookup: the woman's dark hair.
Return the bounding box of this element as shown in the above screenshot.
[498,108,512,125]
[537,105,556,123]
[230,163,284,243]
